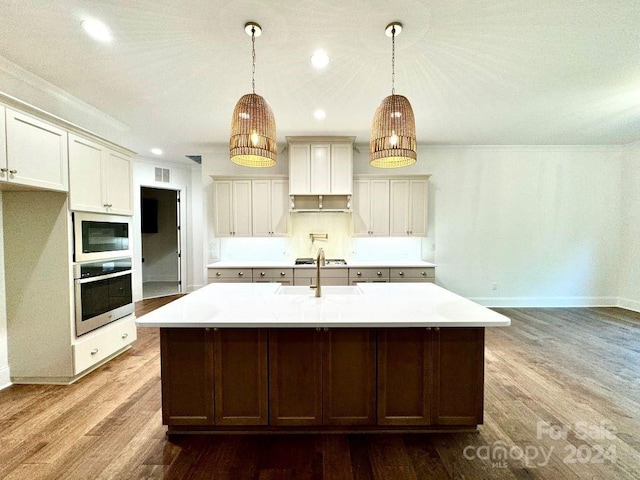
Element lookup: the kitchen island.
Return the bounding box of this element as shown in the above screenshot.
[136,282,510,434]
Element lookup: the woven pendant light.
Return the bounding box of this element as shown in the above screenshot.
[370,22,417,168]
[230,22,277,167]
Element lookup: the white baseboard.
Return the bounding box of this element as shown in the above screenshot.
[0,366,11,391]
[471,296,619,308]
[617,297,640,313]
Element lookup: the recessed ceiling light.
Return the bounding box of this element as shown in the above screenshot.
[313,109,326,120]
[310,50,330,69]
[81,19,113,43]
[151,148,163,155]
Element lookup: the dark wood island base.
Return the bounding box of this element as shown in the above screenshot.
[160,327,484,434]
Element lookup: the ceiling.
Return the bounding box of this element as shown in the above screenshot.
[1,0,639,163]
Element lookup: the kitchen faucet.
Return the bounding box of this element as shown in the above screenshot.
[310,247,325,297]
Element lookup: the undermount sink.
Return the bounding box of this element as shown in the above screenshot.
[275,285,363,296]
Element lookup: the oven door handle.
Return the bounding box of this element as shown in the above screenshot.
[75,270,132,284]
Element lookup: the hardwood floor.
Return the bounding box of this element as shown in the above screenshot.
[0,300,639,479]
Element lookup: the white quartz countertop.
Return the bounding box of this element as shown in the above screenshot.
[206,260,436,268]
[136,282,509,328]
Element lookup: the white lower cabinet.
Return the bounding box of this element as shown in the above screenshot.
[73,316,137,375]
[390,267,435,283]
[293,268,349,286]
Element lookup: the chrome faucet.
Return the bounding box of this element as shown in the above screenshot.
[310,247,325,297]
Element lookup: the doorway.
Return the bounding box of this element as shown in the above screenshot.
[140,187,182,299]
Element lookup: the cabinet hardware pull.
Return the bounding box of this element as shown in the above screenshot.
[238,272,244,276]
[280,272,286,276]
[315,327,321,331]
[90,349,99,355]
[357,272,361,276]
[260,272,266,276]
[398,271,404,276]
[122,333,128,339]
[377,271,382,276]
[216,272,222,276]
[9,169,17,174]
[426,327,431,331]
[435,327,440,331]
[0,168,7,173]
[213,327,219,331]
[323,327,329,332]
[421,271,426,275]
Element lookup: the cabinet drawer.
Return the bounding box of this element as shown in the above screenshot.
[390,268,435,281]
[208,268,252,281]
[73,316,137,374]
[349,268,390,282]
[294,268,348,280]
[253,268,294,281]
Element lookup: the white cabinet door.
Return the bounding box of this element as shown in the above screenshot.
[390,179,410,236]
[390,179,428,236]
[352,180,371,236]
[232,180,252,236]
[330,143,353,194]
[370,179,390,236]
[104,150,133,215]
[69,134,133,215]
[310,144,331,193]
[4,108,68,191]
[353,179,389,236]
[214,180,233,237]
[409,179,428,236]
[270,179,289,236]
[68,134,104,212]
[251,179,271,236]
[289,144,311,194]
[0,106,6,175]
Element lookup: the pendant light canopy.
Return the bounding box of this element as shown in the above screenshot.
[370,22,417,168]
[230,22,277,167]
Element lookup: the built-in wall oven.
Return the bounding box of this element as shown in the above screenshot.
[73,212,132,262]
[74,257,134,337]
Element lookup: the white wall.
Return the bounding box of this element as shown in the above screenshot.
[0,194,10,389]
[429,146,623,306]
[619,143,640,311]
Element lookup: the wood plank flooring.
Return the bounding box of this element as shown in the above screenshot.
[0,299,639,479]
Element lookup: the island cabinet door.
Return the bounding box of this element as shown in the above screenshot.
[213,329,268,426]
[323,328,376,425]
[431,327,485,426]
[160,328,214,426]
[269,329,323,426]
[377,328,432,425]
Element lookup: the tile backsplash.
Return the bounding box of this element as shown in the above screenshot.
[218,212,431,262]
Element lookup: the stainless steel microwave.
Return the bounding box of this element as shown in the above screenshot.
[73,212,133,262]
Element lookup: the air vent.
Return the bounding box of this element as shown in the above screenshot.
[154,167,170,183]
[186,155,202,164]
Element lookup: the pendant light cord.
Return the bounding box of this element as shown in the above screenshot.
[251,26,256,94]
[391,25,395,95]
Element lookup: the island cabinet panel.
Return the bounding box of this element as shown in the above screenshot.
[323,329,376,425]
[213,329,268,425]
[432,327,485,426]
[269,329,323,426]
[377,328,432,425]
[160,328,214,425]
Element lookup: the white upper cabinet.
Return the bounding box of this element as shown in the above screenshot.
[288,137,354,195]
[3,108,68,191]
[214,179,252,237]
[251,179,289,237]
[68,134,133,215]
[389,179,428,236]
[353,179,390,236]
